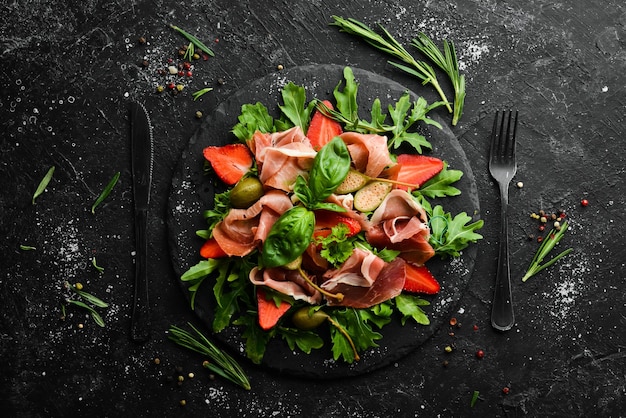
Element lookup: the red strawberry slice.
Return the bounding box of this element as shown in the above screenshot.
[199,237,228,259]
[202,143,253,185]
[257,288,292,330]
[313,210,362,239]
[395,154,444,190]
[403,263,440,294]
[307,100,343,150]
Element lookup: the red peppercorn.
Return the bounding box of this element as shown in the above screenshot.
[183,62,191,70]
[186,71,192,77]
[537,236,543,243]
[476,349,485,359]
[178,70,184,77]
[581,199,589,207]
[502,387,510,395]
[538,225,545,232]
[473,324,479,331]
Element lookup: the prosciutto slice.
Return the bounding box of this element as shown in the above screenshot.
[250,127,317,191]
[366,190,435,265]
[249,266,322,305]
[322,256,407,309]
[212,190,293,256]
[340,132,394,178]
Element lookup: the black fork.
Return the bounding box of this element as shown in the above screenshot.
[489,110,518,331]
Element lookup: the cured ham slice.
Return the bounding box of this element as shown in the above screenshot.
[366,190,435,265]
[259,143,316,191]
[340,132,394,178]
[370,189,428,224]
[322,248,386,288]
[250,127,317,192]
[249,266,322,305]
[249,126,312,165]
[322,257,407,309]
[212,190,293,256]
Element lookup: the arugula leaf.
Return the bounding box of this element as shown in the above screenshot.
[278,82,315,132]
[333,67,360,122]
[203,189,232,234]
[181,259,222,309]
[394,294,430,325]
[413,162,463,199]
[329,308,384,363]
[426,205,484,258]
[278,327,325,354]
[234,314,273,364]
[232,102,275,142]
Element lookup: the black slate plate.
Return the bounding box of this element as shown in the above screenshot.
[167,64,480,378]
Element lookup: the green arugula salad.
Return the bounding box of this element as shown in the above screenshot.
[178,66,483,365]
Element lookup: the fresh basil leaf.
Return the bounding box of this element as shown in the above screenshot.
[292,175,314,208]
[261,206,315,268]
[308,136,350,201]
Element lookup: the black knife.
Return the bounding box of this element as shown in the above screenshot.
[129,102,153,343]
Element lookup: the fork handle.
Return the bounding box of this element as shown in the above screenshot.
[491,184,515,331]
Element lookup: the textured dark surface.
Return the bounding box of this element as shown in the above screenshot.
[2,1,625,416]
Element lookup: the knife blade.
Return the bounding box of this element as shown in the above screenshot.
[129,101,153,343]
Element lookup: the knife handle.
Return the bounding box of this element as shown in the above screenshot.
[131,208,151,343]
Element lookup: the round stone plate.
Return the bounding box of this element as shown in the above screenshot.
[167,64,480,378]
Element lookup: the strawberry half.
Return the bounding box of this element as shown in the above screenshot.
[403,263,440,295]
[202,143,253,185]
[199,237,228,259]
[313,210,362,239]
[257,288,292,331]
[307,100,343,150]
[395,154,444,190]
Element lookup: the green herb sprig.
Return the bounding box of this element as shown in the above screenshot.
[64,281,109,327]
[168,323,251,390]
[32,166,55,204]
[192,87,214,101]
[170,25,215,57]
[410,33,465,125]
[330,16,452,114]
[91,171,120,214]
[522,221,573,282]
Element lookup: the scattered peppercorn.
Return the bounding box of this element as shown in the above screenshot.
[516,181,523,188]
[442,360,449,367]
[277,64,284,71]
[444,345,453,353]
[75,282,83,290]
[179,400,186,407]
[153,357,161,365]
[502,386,510,395]
[138,36,147,44]
[473,324,479,331]
[476,349,485,359]
[449,317,457,326]
[195,111,203,119]
[581,199,589,207]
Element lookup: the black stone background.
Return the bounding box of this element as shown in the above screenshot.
[1,1,625,417]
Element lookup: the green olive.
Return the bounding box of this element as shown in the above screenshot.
[291,306,328,330]
[229,177,264,208]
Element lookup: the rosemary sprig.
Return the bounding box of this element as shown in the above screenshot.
[330,16,452,114]
[521,221,573,282]
[410,33,465,125]
[91,171,120,214]
[32,165,55,204]
[91,257,104,274]
[64,281,109,327]
[168,323,251,390]
[170,24,215,57]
